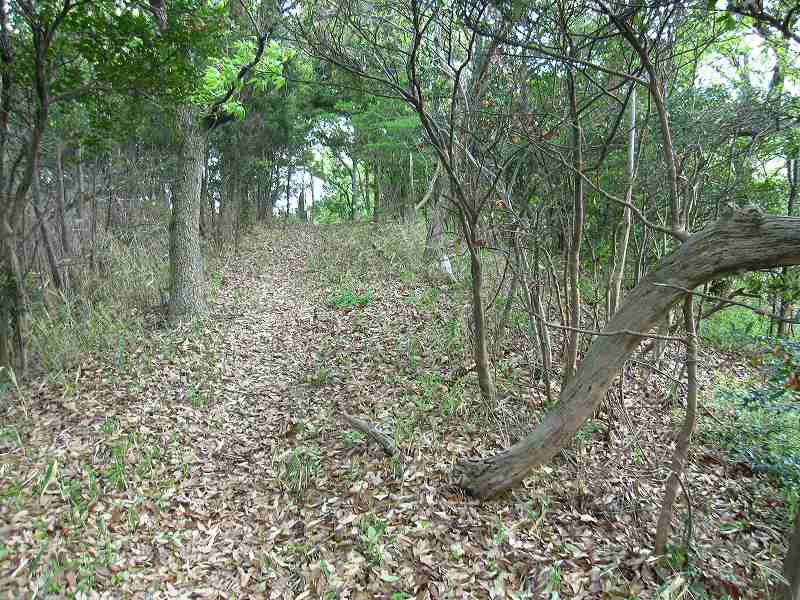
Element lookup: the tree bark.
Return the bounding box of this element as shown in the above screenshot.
[32,165,64,292]
[168,106,209,322]
[199,141,209,238]
[351,156,358,219]
[309,166,316,219]
[655,294,697,555]
[563,65,583,386]
[54,140,72,256]
[219,165,238,242]
[454,208,800,498]
[297,171,307,221]
[777,157,797,337]
[75,142,84,219]
[779,503,800,600]
[467,236,496,404]
[609,87,636,317]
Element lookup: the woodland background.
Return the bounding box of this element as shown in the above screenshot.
[1,0,800,598]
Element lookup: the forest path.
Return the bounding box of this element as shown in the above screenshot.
[0,225,788,599]
[2,225,472,599]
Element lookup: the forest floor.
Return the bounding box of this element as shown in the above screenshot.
[0,224,792,599]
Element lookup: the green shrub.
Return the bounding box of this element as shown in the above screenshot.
[699,379,800,489]
[700,305,770,351]
[326,288,373,309]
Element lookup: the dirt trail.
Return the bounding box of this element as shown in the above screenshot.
[0,226,789,599]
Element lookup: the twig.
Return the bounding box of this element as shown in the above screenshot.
[627,358,685,387]
[526,308,686,342]
[653,283,800,325]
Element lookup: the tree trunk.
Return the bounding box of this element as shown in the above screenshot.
[351,157,358,220]
[608,88,636,317]
[374,165,381,220]
[309,167,316,219]
[75,142,84,220]
[531,280,554,403]
[563,66,584,386]
[453,209,800,498]
[168,106,209,322]
[55,140,72,256]
[777,157,797,337]
[32,166,64,291]
[467,236,496,404]
[779,503,800,600]
[423,194,447,265]
[0,221,27,374]
[655,294,697,555]
[199,142,209,238]
[495,266,519,351]
[219,167,238,242]
[298,171,307,221]
[90,159,98,272]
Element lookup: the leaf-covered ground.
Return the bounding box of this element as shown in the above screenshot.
[0,224,792,599]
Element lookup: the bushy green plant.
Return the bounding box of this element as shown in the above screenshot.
[326,288,373,309]
[700,368,800,488]
[700,306,770,351]
[279,447,320,498]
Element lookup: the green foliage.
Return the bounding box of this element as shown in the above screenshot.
[279,447,320,498]
[341,430,366,447]
[357,512,387,565]
[700,306,770,351]
[699,381,800,489]
[749,339,800,401]
[326,288,373,310]
[192,39,292,118]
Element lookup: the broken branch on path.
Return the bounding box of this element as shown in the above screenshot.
[340,413,398,457]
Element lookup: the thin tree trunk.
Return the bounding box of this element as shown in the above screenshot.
[90,159,98,272]
[0,222,27,374]
[199,142,209,238]
[285,162,293,218]
[466,224,496,404]
[453,209,800,498]
[778,158,798,337]
[408,152,414,211]
[563,66,584,386]
[32,165,64,291]
[423,167,447,266]
[655,294,697,555]
[168,106,209,322]
[779,503,800,600]
[351,157,358,220]
[374,165,381,220]
[495,266,519,351]
[609,88,636,317]
[55,141,71,256]
[75,142,84,219]
[310,167,316,219]
[531,281,554,402]
[219,167,238,242]
[298,170,307,221]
